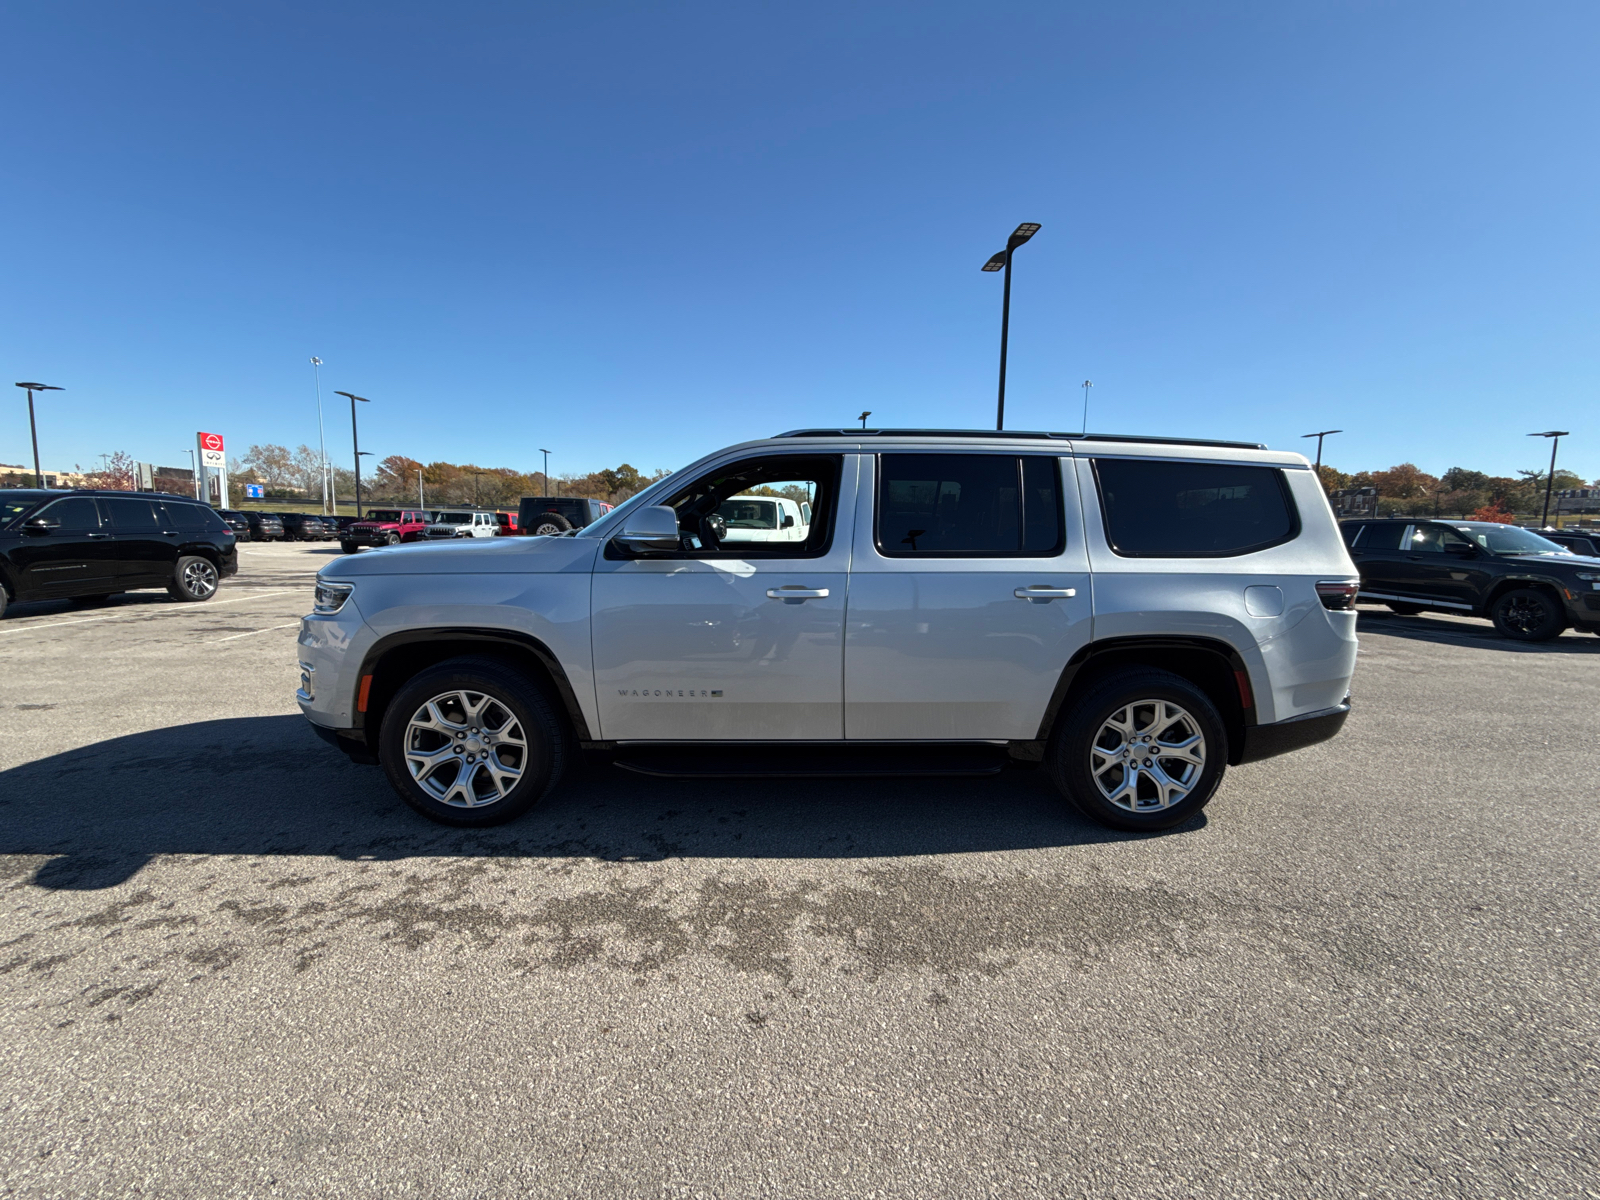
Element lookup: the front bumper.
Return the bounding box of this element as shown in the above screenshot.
[1236,699,1350,764]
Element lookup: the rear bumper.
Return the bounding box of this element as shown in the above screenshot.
[1236,699,1350,765]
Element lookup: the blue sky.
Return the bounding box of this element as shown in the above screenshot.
[3,1,1597,483]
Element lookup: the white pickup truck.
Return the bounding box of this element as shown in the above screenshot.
[714,493,811,544]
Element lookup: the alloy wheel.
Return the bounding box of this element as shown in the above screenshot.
[1500,596,1546,635]
[182,559,218,598]
[1089,699,1207,813]
[403,689,527,807]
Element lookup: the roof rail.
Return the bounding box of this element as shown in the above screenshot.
[772,428,1267,451]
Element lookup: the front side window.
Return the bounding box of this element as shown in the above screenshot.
[1409,524,1474,554]
[35,497,101,530]
[615,455,839,558]
[876,454,1062,557]
[1094,458,1298,557]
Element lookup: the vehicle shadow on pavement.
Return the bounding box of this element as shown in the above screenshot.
[1,716,1180,891]
[1355,608,1600,653]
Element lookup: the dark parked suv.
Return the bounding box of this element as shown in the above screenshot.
[278,512,331,541]
[517,496,613,536]
[243,512,285,541]
[1343,518,1600,640]
[0,489,238,618]
[217,510,252,537]
[1540,529,1600,557]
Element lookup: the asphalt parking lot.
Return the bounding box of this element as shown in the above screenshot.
[2,542,1597,1198]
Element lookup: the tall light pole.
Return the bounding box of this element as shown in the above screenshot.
[473,471,484,505]
[540,449,553,496]
[417,468,425,510]
[980,222,1041,431]
[310,357,332,515]
[859,411,872,430]
[1079,380,1092,434]
[335,392,371,517]
[14,383,63,487]
[1528,431,1570,528]
[1301,429,1343,487]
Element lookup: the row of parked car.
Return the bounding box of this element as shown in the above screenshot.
[218,497,618,550]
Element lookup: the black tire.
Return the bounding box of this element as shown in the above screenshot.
[1490,588,1565,642]
[379,656,567,827]
[386,532,402,545]
[167,556,220,602]
[1047,668,1226,832]
[1386,602,1425,616]
[531,512,573,536]
[340,541,359,554]
[0,585,8,620]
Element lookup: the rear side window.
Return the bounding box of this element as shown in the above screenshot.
[1355,522,1406,551]
[877,454,1063,557]
[101,497,161,529]
[162,503,227,531]
[1093,459,1298,557]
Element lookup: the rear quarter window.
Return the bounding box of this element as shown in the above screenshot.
[1093,458,1299,557]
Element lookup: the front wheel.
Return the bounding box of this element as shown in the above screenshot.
[167,556,219,602]
[1491,588,1564,641]
[1047,668,1225,832]
[340,541,358,554]
[386,532,402,545]
[379,657,567,827]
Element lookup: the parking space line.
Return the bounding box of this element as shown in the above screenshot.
[208,622,302,644]
[0,589,300,635]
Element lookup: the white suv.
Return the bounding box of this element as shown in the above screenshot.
[424,510,500,539]
[297,430,1359,832]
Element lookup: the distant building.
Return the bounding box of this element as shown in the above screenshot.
[1330,487,1378,517]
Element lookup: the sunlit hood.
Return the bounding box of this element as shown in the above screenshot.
[318,535,599,578]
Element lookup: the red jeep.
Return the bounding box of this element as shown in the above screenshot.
[340,509,437,553]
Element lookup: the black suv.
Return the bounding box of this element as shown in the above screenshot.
[1540,529,1600,557]
[0,489,238,618]
[217,510,252,537]
[243,512,285,541]
[278,512,331,541]
[516,496,612,536]
[1343,518,1600,640]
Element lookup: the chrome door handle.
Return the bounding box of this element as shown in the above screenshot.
[1015,585,1076,600]
[766,586,829,600]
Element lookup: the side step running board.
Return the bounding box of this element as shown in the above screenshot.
[612,744,1010,780]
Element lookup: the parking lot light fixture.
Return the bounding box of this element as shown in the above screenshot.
[981,223,1042,431]
[334,392,371,517]
[1528,431,1571,527]
[859,411,871,430]
[14,382,64,487]
[540,449,553,496]
[1301,429,1343,485]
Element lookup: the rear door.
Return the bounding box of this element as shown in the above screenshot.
[845,452,1091,739]
[100,496,175,583]
[1347,521,1412,601]
[1395,522,1490,611]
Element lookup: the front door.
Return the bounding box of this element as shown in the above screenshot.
[591,454,856,740]
[9,497,116,596]
[845,452,1093,739]
[1396,522,1490,611]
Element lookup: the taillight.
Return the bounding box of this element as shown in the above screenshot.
[1316,579,1360,611]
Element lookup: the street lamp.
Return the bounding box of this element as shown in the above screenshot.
[334,392,371,517]
[1528,431,1570,528]
[14,382,63,487]
[1301,429,1343,485]
[859,411,872,430]
[417,468,425,510]
[540,449,553,496]
[310,357,333,514]
[980,222,1041,431]
[1080,380,1092,434]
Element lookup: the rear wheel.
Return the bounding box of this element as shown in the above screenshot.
[167,556,219,602]
[1490,588,1564,641]
[531,512,573,536]
[1047,668,1225,832]
[379,657,567,827]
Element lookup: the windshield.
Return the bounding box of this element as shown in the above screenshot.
[365,511,400,522]
[1,492,49,525]
[1454,524,1573,556]
[438,513,471,523]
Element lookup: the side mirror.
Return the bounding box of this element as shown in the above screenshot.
[781,513,795,529]
[21,517,52,536]
[614,505,680,554]
[1446,543,1477,557]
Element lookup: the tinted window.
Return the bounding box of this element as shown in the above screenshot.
[1094,459,1297,557]
[877,454,1062,557]
[1409,524,1473,554]
[162,503,215,531]
[102,498,161,529]
[1355,522,1406,550]
[35,497,101,530]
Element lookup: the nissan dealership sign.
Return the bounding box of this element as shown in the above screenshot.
[196,431,229,505]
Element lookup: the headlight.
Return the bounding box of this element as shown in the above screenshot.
[313,581,354,613]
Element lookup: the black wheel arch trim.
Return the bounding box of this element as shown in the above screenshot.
[1034,635,1257,764]
[352,626,594,748]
